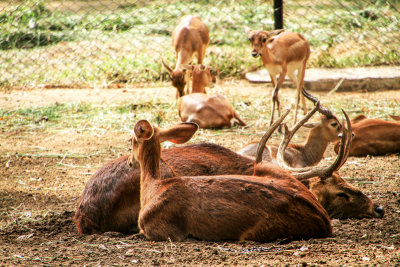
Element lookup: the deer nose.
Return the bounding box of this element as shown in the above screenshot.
[374,205,384,218]
[251,51,259,57]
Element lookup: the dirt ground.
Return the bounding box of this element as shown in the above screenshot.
[0,82,399,266]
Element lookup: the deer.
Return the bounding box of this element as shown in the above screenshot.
[237,105,341,167]
[162,16,209,98]
[130,118,332,242]
[177,64,246,128]
[258,103,384,219]
[333,114,400,157]
[74,110,382,235]
[245,28,310,126]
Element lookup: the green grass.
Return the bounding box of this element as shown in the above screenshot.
[0,0,399,87]
[1,89,398,137]
[0,99,180,134]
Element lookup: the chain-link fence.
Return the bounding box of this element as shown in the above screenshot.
[1,0,399,88]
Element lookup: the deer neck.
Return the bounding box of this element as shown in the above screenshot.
[261,46,274,66]
[302,128,329,166]
[191,79,206,94]
[138,139,162,207]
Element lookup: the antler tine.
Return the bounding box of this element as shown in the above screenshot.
[338,109,352,170]
[292,109,350,180]
[276,101,321,172]
[302,87,335,118]
[255,109,290,164]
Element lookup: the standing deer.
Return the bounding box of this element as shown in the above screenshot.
[333,114,400,156]
[131,119,331,242]
[246,28,310,126]
[177,64,246,128]
[162,16,209,98]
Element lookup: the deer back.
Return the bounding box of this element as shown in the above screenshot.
[334,116,400,156]
[172,16,209,64]
[178,93,246,128]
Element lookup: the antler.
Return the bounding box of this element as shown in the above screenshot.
[255,109,290,164]
[276,101,321,172]
[162,59,173,74]
[302,87,335,119]
[288,109,352,180]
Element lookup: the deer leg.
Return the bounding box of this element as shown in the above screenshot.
[270,71,286,128]
[287,70,300,125]
[269,74,278,126]
[297,63,308,115]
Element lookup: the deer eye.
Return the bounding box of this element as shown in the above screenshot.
[331,122,338,127]
[262,38,267,43]
[337,192,350,200]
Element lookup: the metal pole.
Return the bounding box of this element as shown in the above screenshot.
[274,0,283,29]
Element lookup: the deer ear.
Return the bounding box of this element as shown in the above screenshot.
[160,122,199,144]
[303,122,320,128]
[268,29,284,37]
[133,120,154,141]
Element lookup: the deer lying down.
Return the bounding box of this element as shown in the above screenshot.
[334,114,400,157]
[74,143,255,234]
[237,110,341,167]
[131,119,331,242]
[177,64,246,128]
[74,138,383,235]
[162,16,209,98]
[246,28,310,126]
[74,112,382,235]
[265,105,384,219]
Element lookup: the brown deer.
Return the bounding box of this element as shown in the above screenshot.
[333,114,400,157]
[162,16,209,98]
[237,110,341,167]
[246,28,310,126]
[260,104,384,219]
[131,119,332,242]
[177,64,246,128]
[74,110,382,235]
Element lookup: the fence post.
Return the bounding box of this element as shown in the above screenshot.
[273,0,283,29]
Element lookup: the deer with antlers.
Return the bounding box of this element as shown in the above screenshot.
[130,118,331,242]
[162,16,209,98]
[74,107,382,235]
[177,64,246,128]
[237,104,341,168]
[245,28,310,126]
[333,114,400,157]
[255,103,384,219]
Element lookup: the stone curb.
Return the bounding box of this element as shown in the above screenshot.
[245,66,400,92]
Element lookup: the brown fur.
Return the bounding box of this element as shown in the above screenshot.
[304,173,384,219]
[177,64,246,129]
[178,93,246,129]
[334,115,400,156]
[238,115,341,167]
[74,141,383,235]
[133,120,331,242]
[163,16,209,98]
[246,29,310,126]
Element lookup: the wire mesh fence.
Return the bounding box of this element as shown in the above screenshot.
[1,0,399,88]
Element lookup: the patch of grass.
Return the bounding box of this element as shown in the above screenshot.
[0,99,179,134]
